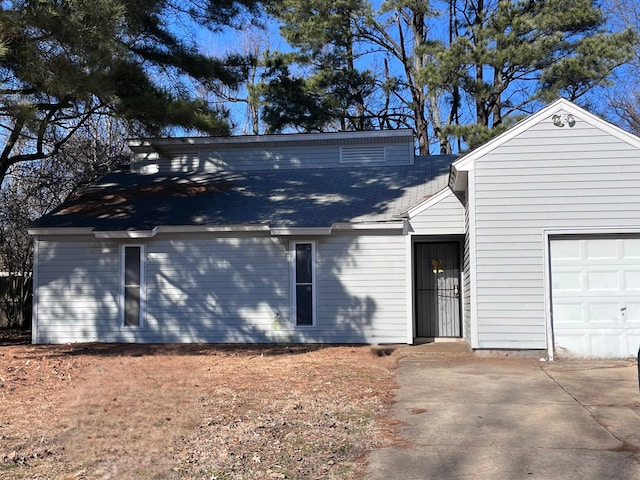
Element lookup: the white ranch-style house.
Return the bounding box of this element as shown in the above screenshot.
[29,99,640,359]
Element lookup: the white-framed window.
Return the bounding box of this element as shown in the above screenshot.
[290,241,317,327]
[120,244,145,328]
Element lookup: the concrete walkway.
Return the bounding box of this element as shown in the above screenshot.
[369,345,640,479]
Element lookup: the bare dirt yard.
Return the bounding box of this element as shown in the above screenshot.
[0,337,399,479]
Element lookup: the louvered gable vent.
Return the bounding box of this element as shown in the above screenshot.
[340,145,386,164]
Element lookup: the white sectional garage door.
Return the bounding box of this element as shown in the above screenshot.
[550,236,640,358]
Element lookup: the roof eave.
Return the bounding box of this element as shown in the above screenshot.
[28,227,95,236]
[29,224,272,237]
[404,187,456,218]
[28,222,407,237]
[270,221,407,236]
[451,98,640,174]
[448,167,468,194]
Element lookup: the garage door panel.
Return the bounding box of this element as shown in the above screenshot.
[585,239,618,259]
[551,236,640,358]
[586,271,619,291]
[587,302,621,324]
[561,333,627,357]
[555,331,588,357]
[552,272,582,291]
[624,334,640,354]
[552,240,581,260]
[622,239,640,258]
[624,271,640,290]
[553,303,582,322]
[588,334,627,358]
[625,303,640,323]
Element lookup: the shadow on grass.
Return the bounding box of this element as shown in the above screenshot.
[6,341,367,359]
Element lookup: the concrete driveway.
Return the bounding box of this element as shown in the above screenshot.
[369,345,640,479]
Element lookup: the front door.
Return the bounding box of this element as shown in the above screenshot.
[414,242,461,337]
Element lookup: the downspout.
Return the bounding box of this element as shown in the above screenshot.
[31,236,39,344]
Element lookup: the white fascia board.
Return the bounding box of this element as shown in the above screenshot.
[30,221,406,239]
[331,221,405,230]
[331,221,406,231]
[271,221,406,236]
[452,98,640,175]
[96,224,272,238]
[558,101,640,150]
[94,228,158,239]
[405,188,454,218]
[27,227,94,236]
[157,224,270,234]
[271,227,332,236]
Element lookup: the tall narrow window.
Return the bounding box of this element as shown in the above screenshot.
[122,245,144,327]
[292,242,316,326]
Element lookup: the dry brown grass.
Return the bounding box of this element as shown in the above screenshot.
[0,342,400,479]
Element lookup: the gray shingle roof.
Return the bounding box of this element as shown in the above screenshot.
[32,155,456,231]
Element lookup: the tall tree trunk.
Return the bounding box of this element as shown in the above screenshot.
[474,0,488,127]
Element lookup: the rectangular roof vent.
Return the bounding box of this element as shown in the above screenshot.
[340,145,386,164]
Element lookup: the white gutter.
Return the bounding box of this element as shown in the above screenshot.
[154,225,270,234]
[330,221,405,231]
[94,228,158,239]
[28,227,94,236]
[269,222,406,236]
[270,227,332,236]
[28,221,406,238]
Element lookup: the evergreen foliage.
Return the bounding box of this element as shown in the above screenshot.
[264,0,635,154]
[0,0,259,186]
[262,0,377,133]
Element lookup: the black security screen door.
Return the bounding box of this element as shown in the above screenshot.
[414,242,461,337]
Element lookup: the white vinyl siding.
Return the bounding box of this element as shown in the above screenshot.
[315,233,407,344]
[409,190,465,234]
[199,146,342,171]
[33,231,409,344]
[132,141,414,173]
[472,108,640,349]
[144,235,291,343]
[33,238,120,343]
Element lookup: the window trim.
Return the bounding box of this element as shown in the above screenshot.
[290,241,317,327]
[120,244,145,328]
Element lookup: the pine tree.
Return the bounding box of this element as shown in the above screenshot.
[266,0,634,153]
[440,0,636,150]
[0,0,260,186]
[261,0,377,133]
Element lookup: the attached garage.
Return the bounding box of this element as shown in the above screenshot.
[449,98,640,359]
[550,235,640,358]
